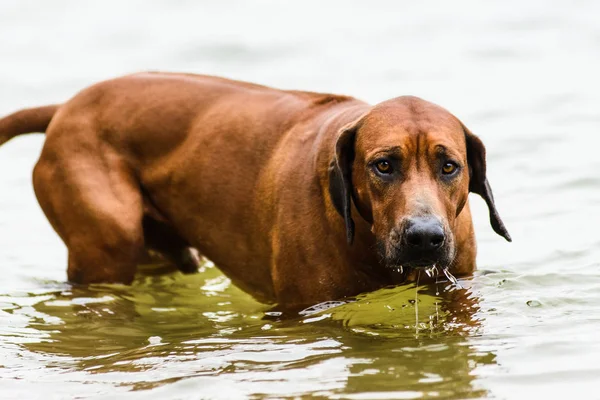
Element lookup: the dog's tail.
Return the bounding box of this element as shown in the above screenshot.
[0,105,60,147]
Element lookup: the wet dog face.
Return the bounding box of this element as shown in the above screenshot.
[329,96,510,274]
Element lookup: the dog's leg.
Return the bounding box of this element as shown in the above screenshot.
[142,216,200,274]
[32,153,144,284]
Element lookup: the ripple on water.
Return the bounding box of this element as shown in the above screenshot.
[0,266,494,398]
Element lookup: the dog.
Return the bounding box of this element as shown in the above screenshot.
[0,72,510,309]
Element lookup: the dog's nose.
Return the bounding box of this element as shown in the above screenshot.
[403,217,445,253]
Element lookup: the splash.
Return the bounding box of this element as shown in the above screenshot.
[424,264,463,290]
[424,264,439,278]
[443,268,463,289]
[414,270,421,337]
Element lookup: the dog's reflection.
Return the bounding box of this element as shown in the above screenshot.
[16,270,493,397]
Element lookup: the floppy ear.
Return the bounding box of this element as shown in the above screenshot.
[328,119,361,245]
[463,125,512,242]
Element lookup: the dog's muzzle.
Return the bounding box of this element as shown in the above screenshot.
[385,216,453,270]
[404,216,445,264]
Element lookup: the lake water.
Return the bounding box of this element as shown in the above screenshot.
[1,1,600,399]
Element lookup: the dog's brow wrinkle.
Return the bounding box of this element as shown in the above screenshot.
[435,144,448,154]
[413,131,431,170]
[416,137,420,166]
[367,146,402,160]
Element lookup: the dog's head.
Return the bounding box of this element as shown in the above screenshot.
[329,96,510,272]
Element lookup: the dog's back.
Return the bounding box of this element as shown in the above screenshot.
[0,72,364,303]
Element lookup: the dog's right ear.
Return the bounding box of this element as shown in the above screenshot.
[328,118,362,245]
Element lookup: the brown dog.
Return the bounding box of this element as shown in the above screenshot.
[0,72,510,309]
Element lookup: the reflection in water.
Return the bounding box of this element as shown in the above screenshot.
[1,262,495,398]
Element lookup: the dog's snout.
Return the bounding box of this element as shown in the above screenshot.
[404,217,445,252]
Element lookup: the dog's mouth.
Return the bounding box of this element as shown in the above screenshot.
[386,263,461,286]
[386,262,438,281]
[383,249,455,283]
[403,259,440,269]
[376,235,456,284]
[383,250,452,278]
[384,241,455,274]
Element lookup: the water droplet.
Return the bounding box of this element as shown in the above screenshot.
[526,300,542,307]
[443,268,463,288]
[148,336,162,345]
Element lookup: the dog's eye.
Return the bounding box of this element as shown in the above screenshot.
[441,162,458,175]
[375,160,392,174]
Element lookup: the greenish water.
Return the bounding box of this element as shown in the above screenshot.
[2,0,600,399]
[1,262,496,399]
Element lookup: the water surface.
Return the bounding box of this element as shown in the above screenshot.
[1,1,600,398]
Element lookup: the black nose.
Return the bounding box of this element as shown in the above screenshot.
[403,217,445,253]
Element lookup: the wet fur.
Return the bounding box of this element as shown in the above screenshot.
[0,72,510,310]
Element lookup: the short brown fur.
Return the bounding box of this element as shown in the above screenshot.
[0,72,510,309]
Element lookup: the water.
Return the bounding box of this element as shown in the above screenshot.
[1,1,600,398]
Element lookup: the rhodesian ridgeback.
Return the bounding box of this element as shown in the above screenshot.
[0,72,510,309]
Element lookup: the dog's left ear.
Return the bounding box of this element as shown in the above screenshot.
[328,118,362,245]
[463,125,512,242]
